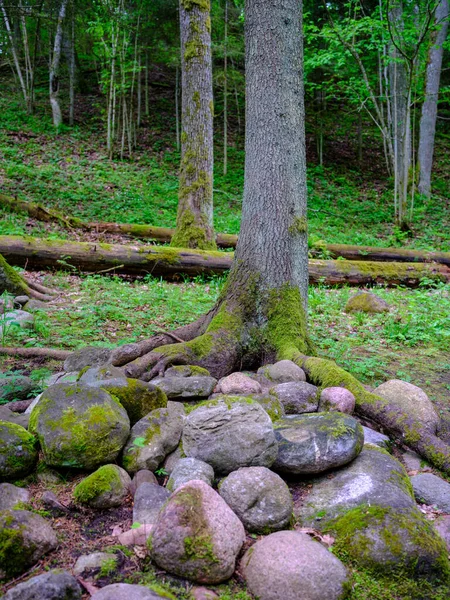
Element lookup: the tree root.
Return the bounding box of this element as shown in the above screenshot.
[23,276,59,297]
[0,347,71,360]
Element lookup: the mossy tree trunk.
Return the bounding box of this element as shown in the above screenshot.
[171,0,216,250]
[0,253,55,301]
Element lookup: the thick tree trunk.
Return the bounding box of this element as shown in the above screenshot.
[50,0,69,128]
[171,0,216,250]
[418,0,449,198]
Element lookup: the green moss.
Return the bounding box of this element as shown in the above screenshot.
[184,39,206,62]
[169,365,210,377]
[288,216,308,235]
[171,207,216,251]
[73,465,121,504]
[193,91,201,111]
[101,379,167,425]
[0,253,28,295]
[181,0,210,11]
[0,421,38,477]
[99,242,113,251]
[0,513,30,580]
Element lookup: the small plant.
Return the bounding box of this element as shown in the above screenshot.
[155,467,168,477]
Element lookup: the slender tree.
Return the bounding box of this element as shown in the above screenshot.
[49,0,69,127]
[170,0,216,250]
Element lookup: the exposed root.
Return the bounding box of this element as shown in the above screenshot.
[24,287,55,302]
[0,347,71,360]
[23,276,59,296]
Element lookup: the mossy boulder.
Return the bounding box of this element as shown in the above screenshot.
[0,422,38,480]
[150,480,245,584]
[73,464,131,508]
[273,412,363,475]
[257,360,306,384]
[255,393,285,422]
[90,583,169,599]
[122,402,185,474]
[344,292,390,314]
[78,365,126,385]
[0,509,57,580]
[165,365,211,378]
[3,569,82,599]
[150,375,217,399]
[269,381,319,414]
[63,347,112,373]
[29,383,130,470]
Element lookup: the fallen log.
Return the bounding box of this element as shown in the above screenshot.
[0,235,449,287]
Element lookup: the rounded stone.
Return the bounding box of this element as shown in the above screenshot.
[0,375,35,403]
[219,466,293,533]
[167,458,214,492]
[411,473,450,512]
[319,387,356,414]
[73,465,131,508]
[345,292,390,314]
[3,569,82,600]
[242,531,348,600]
[91,583,168,600]
[130,470,158,497]
[78,365,126,385]
[0,483,29,510]
[133,482,170,525]
[257,360,306,384]
[215,372,262,395]
[270,382,319,414]
[150,375,217,399]
[29,383,130,470]
[73,552,119,577]
[63,347,112,372]
[0,421,38,480]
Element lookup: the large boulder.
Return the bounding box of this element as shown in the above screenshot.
[319,387,355,414]
[375,379,440,434]
[167,458,214,492]
[0,374,35,403]
[150,480,245,584]
[411,473,450,512]
[133,482,171,525]
[0,422,38,480]
[219,467,293,533]
[91,584,168,600]
[150,375,217,399]
[345,292,390,314]
[269,382,319,414]
[0,509,57,580]
[241,531,348,600]
[273,413,363,475]
[182,397,278,475]
[73,465,131,508]
[122,403,184,473]
[29,383,130,470]
[3,569,82,599]
[257,360,306,384]
[63,347,112,372]
[0,483,29,510]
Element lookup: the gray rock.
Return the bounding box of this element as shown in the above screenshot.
[162,444,185,475]
[363,426,391,448]
[91,584,167,600]
[150,375,217,399]
[22,299,51,312]
[273,412,363,475]
[73,552,118,577]
[2,310,34,334]
[345,292,390,314]
[122,403,185,473]
[63,346,112,372]
[0,483,29,510]
[411,473,450,512]
[257,360,306,384]
[219,466,293,533]
[242,531,348,600]
[29,383,130,470]
[433,516,450,552]
[0,509,58,579]
[12,296,29,307]
[167,458,214,492]
[0,421,38,479]
[41,491,70,515]
[0,374,35,402]
[254,393,285,422]
[78,364,126,384]
[150,480,245,584]
[375,379,440,434]
[133,482,170,525]
[130,470,158,497]
[402,450,426,472]
[73,465,131,508]
[182,396,278,475]
[3,569,82,600]
[0,405,29,428]
[319,387,356,414]
[165,365,211,378]
[269,382,319,414]
[215,372,262,395]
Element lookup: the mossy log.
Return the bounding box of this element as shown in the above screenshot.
[0,236,449,286]
[0,192,84,230]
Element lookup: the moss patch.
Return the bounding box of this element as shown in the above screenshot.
[73,464,122,504]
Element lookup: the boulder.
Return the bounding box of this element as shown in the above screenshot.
[3,569,82,600]
[73,465,131,508]
[122,403,184,473]
[0,374,35,402]
[0,509,57,580]
[241,531,348,600]
[411,473,450,512]
[363,426,390,448]
[269,382,319,414]
[29,383,130,469]
[0,483,29,510]
[2,310,34,332]
[118,524,153,547]
[78,365,126,384]
[254,393,285,422]
[273,413,363,475]
[215,372,262,395]
[0,421,38,479]
[133,482,170,525]
[402,450,427,472]
[345,292,390,314]
[375,379,440,433]
[257,360,306,384]
[22,299,51,312]
[167,458,214,492]
[91,584,168,600]
[73,552,119,577]
[150,375,217,399]
[162,444,185,475]
[219,466,292,533]
[63,346,112,372]
[150,480,245,584]
[130,470,158,497]
[182,397,278,475]
[0,405,29,429]
[165,365,211,378]
[434,516,450,552]
[319,387,356,414]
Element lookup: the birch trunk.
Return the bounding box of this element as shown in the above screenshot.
[0,0,29,107]
[50,0,69,127]
[223,0,228,176]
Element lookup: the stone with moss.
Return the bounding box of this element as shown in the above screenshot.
[254,393,285,422]
[0,483,29,510]
[90,583,169,599]
[78,365,126,385]
[150,375,217,400]
[0,509,57,580]
[0,422,38,480]
[257,360,306,384]
[29,383,130,470]
[150,480,245,584]
[73,465,131,508]
[165,365,211,378]
[0,374,35,403]
[63,347,112,373]
[269,381,319,414]
[122,402,185,474]
[344,291,390,314]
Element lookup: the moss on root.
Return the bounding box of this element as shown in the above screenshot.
[170,208,216,251]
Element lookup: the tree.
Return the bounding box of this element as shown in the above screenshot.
[170,0,216,250]
[49,0,69,127]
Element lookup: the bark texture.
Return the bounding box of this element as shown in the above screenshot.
[171,0,215,250]
[50,0,69,127]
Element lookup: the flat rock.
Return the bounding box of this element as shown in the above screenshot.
[130,470,158,497]
[0,374,35,402]
[3,569,82,600]
[0,421,38,479]
[0,483,29,510]
[269,382,319,414]
[150,480,245,584]
[165,365,211,378]
[167,457,214,492]
[150,375,217,399]
[219,466,293,533]
[91,583,168,600]
[411,473,450,512]
[73,465,131,508]
[29,383,130,469]
[0,405,29,428]
[215,372,262,395]
[133,482,170,525]
[345,292,390,313]
[319,387,355,414]
[63,346,112,372]
[363,426,390,448]
[273,412,363,475]
[242,531,348,600]
[74,552,118,577]
[257,360,306,384]
[182,396,278,475]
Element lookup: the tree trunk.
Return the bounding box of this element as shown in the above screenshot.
[50,0,69,128]
[223,0,228,176]
[418,0,449,198]
[0,0,29,108]
[171,0,216,250]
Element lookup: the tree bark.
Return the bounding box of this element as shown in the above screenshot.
[50,0,69,128]
[418,0,449,198]
[171,0,216,250]
[0,253,53,300]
